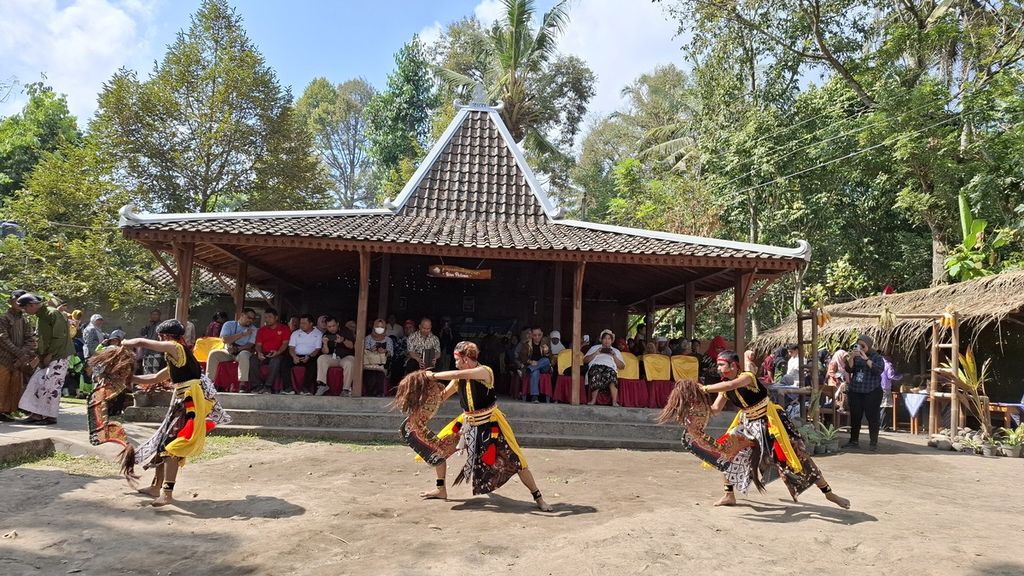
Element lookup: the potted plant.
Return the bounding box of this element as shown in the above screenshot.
[799,424,823,454]
[980,436,999,457]
[816,423,841,454]
[960,437,982,454]
[997,424,1024,458]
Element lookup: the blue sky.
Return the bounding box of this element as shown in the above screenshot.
[1,0,686,125]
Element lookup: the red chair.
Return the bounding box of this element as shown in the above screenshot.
[554,375,587,404]
[258,365,286,393]
[214,361,240,393]
[520,373,553,400]
[326,366,345,396]
[616,352,646,407]
[291,366,312,394]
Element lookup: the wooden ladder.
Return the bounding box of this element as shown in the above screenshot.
[929,314,960,435]
[794,309,820,424]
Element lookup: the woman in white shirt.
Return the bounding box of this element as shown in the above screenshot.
[584,329,625,407]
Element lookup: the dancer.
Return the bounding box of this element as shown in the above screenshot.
[659,349,849,509]
[396,341,552,511]
[115,320,230,506]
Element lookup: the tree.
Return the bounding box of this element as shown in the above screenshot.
[296,77,377,208]
[0,82,81,199]
[94,0,329,213]
[0,138,161,310]
[436,0,596,198]
[365,36,438,201]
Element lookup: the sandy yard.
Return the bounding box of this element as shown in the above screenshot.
[1,433,1021,576]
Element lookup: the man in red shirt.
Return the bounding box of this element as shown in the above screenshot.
[253,308,292,394]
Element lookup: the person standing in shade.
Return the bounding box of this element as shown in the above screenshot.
[17,294,74,425]
[82,314,105,359]
[0,290,35,419]
[843,335,886,451]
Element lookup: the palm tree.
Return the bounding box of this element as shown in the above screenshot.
[439,0,569,156]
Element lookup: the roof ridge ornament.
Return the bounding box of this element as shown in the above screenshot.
[454,81,503,110]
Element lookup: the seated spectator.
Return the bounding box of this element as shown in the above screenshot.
[389,319,416,381]
[579,334,591,353]
[644,340,658,355]
[405,318,441,374]
[656,336,671,355]
[518,326,551,403]
[776,344,801,386]
[668,338,684,356]
[614,337,629,353]
[253,308,292,394]
[316,316,356,396]
[548,330,565,355]
[184,310,198,348]
[288,315,301,333]
[585,329,624,406]
[287,314,322,394]
[364,318,394,371]
[206,308,259,388]
[386,314,403,339]
[206,311,227,338]
[316,314,329,333]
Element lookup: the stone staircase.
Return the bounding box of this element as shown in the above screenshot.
[125,393,738,451]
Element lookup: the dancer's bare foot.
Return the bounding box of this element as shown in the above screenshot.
[535,496,553,512]
[825,491,851,509]
[419,487,447,500]
[714,492,736,507]
[137,485,160,497]
[151,492,175,507]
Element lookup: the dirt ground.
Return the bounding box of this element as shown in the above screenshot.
[1,435,1021,576]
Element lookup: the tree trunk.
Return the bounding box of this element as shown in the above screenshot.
[930,224,950,286]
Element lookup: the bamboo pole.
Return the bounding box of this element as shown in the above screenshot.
[950,313,960,431]
[810,309,820,426]
[929,320,940,435]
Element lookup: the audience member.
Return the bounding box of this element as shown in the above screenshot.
[316,316,356,396]
[405,318,441,373]
[184,311,197,348]
[385,314,403,339]
[585,329,624,407]
[206,308,258,388]
[0,290,35,420]
[206,311,227,338]
[844,335,885,451]
[518,327,551,403]
[286,314,322,394]
[287,315,301,333]
[253,308,292,394]
[17,293,73,425]
[137,309,165,374]
[82,314,104,359]
[548,330,565,355]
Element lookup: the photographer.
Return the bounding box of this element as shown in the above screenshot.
[843,335,886,451]
[584,329,625,407]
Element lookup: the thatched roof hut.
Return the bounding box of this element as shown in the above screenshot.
[754,271,1024,359]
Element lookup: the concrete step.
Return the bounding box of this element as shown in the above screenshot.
[129,422,684,451]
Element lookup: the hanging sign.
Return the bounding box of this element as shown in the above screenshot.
[427,265,492,280]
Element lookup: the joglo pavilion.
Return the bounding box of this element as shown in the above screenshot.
[118,93,811,402]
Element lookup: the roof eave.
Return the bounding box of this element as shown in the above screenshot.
[118,204,392,227]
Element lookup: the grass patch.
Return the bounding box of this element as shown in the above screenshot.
[190,434,268,463]
[60,397,88,405]
[5,452,118,476]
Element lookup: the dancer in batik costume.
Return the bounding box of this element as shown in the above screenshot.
[117,320,231,506]
[659,350,850,509]
[397,341,552,511]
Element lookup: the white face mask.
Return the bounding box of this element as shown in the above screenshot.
[374,326,385,335]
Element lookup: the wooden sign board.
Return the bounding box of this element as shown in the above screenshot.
[427,265,492,280]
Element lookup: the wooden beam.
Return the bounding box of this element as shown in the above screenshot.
[233,260,248,315]
[571,261,586,405]
[172,242,195,323]
[204,243,306,291]
[552,262,563,331]
[377,254,390,320]
[684,282,696,339]
[148,247,177,283]
[733,270,755,353]
[352,249,371,397]
[626,267,735,308]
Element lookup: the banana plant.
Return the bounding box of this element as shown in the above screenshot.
[938,347,994,437]
[945,191,1016,281]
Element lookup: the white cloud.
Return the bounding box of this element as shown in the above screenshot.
[474,0,505,27]
[556,0,687,118]
[0,0,158,123]
[417,21,445,47]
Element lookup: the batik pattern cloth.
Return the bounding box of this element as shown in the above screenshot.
[18,358,69,418]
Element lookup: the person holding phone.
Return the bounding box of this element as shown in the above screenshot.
[585,329,625,406]
[364,318,394,367]
[844,335,886,451]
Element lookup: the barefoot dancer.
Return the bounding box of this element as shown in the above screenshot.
[398,341,552,511]
[119,320,230,506]
[659,350,850,510]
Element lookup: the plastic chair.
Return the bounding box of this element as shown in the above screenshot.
[616,352,646,407]
[670,355,700,381]
[556,348,574,375]
[644,354,673,408]
[192,337,224,363]
[214,360,240,392]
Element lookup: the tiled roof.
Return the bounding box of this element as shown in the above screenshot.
[396,110,548,223]
[124,214,803,263]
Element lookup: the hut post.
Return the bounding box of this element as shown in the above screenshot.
[929,320,940,435]
[233,260,248,315]
[172,242,195,323]
[684,282,696,340]
[733,271,755,354]
[950,313,960,431]
[571,261,586,405]
[352,249,371,397]
[810,309,820,425]
[552,262,563,332]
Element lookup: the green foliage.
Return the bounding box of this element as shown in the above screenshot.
[0,82,81,199]
[94,0,328,213]
[296,77,377,208]
[365,36,438,186]
[997,424,1024,448]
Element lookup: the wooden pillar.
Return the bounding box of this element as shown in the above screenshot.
[929,321,940,435]
[644,298,655,340]
[377,254,391,320]
[684,282,696,340]
[950,314,960,431]
[172,242,195,323]
[352,249,371,397]
[233,260,248,315]
[571,261,586,405]
[552,262,563,331]
[733,271,754,353]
